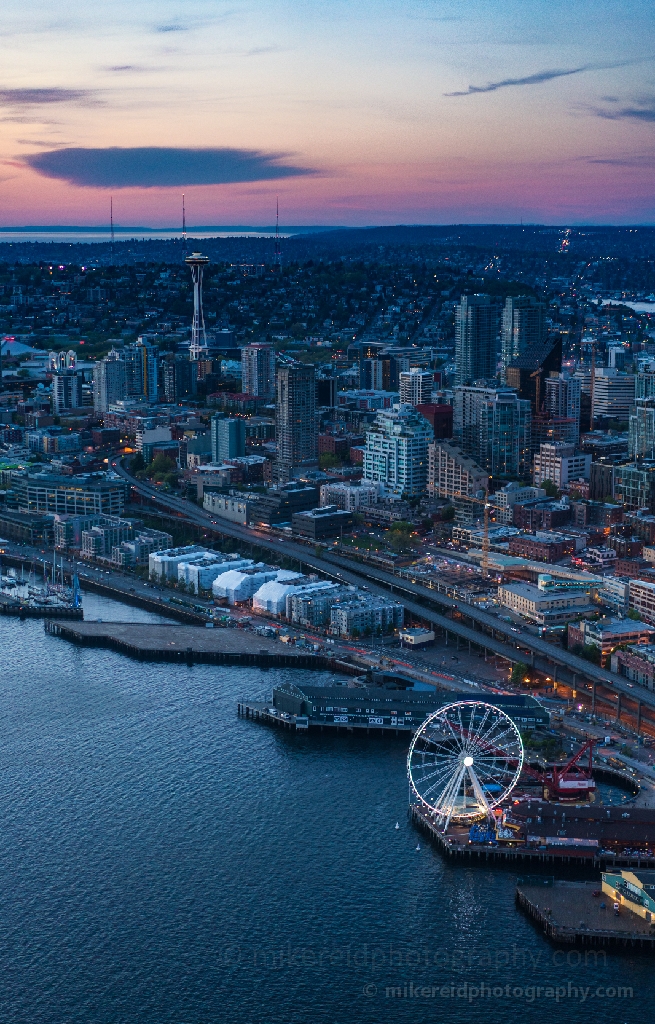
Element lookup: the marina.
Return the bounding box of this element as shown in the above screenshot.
[0,565,83,619]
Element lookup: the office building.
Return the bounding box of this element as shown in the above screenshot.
[359,358,384,391]
[592,368,635,422]
[363,404,433,497]
[501,295,547,379]
[291,505,354,540]
[241,343,276,398]
[427,440,488,499]
[399,368,433,407]
[532,443,591,490]
[51,371,83,415]
[498,579,594,626]
[614,462,655,512]
[211,416,246,462]
[319,481,379,511]
[452,385,532,478]
[505,337,562,416]
[455,294,500,385]
[14,471,127,517]
[275,364,318,482]
[93,349,126,414]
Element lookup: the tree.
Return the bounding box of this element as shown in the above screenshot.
[541,479,559,498]
[441,505,455,521]
[131,452,145,473]
[627,608,641,620]
[319,452,341,470]
[388,529,412,553]
[511,662,529,685]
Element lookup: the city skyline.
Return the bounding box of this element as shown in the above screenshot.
[0,0,653,227]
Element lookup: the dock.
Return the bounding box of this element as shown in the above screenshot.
[45,619,352,671]
[410,803,655,871]
[0,592,83,619]
[516,879,655,947]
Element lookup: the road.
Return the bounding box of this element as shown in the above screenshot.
[111,459,655,716]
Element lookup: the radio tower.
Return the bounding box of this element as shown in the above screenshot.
[273,196,281,268]
[182,194,187,255]
[185,252,210,360]
[110,196,114,265]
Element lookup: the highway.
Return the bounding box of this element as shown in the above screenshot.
[111,459,655,716]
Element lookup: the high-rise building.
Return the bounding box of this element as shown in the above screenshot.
[629,398,655,460]
[505,337,562,416]
[453,385,532,479]
[381,355,410,391]
[501,296,547,380]
[363,404,433,496]
[93,349,126,414]
[455,294,500,386]
[51,371,82,415]
[591,368,635,422]
[241,343,276,398]
[124,337,158,403]
[275,364,318,482]
[399,368,433,407]
[211,416,246,462]
[532,443,591,489]
[163,356,197,403]
[544,374,581,432]
[359,358,384,391]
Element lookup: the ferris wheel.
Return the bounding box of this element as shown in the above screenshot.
[407,701,524,830]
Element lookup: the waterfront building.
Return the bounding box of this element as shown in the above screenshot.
[149,545,207,580]
[251,575,307,617]
[452,385,531,478]
[93,349,126,414]
[287,582,346,627]
[500,295,547,380]
[455,294,499,385]
[241,343,276,398]
[399,368,433,407]
[498,579,595,626]
[329,594,404,637]
[427,440,488,499]
[275,364,317,483]
[291,505,353,540]
[363,403,432,497]
[212,565,289,604]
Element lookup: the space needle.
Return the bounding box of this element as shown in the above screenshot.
[185,252,210,360]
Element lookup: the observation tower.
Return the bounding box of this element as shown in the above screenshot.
[185,252,210,360]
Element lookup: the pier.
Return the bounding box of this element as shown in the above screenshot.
[409,803,655,871]
[45,619,352,671]
[516,879,655,948]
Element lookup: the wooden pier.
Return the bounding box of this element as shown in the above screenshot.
[409,803,655,871]
[516,880,655,947]
[45,619,348,671]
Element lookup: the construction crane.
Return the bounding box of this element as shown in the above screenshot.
[450,490,492,576]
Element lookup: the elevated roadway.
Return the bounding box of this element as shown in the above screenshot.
[113,460,655,716]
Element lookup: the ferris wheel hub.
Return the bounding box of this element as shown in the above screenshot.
[463,755,474,767]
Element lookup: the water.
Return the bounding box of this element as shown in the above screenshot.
[0,229,290,244]
[0,594,650,1023]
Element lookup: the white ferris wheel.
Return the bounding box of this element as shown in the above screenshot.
[407,701,524,830]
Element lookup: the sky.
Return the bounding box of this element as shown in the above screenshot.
[0,0,654,226]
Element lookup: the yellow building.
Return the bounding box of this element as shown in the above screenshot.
[602,869,655,922]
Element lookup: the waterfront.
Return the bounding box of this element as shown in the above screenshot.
[0,593,652,1023]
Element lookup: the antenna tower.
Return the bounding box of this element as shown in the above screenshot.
[110,197,114,264]
[273,196,281,267]
[182,194,187,255]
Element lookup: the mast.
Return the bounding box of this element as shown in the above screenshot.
[182,194,187,255]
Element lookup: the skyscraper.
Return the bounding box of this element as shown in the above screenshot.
[275,364,317,482]
[124,337,158,403]
[163,356,197,403]
[544,373,581,433]
[399,368,433,407]
[241,343,276,398]
[453,385,532,479]
[93,350,126,414]
[455,294,500,386]
[211,416,246,462]
[501,295,547,380]
[52,371,82,415]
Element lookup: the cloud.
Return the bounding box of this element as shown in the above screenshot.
[0,87,95,106]
[445,59,642,97]
[155,24,187,33]
[594,99,655,121]
[22,146,316,188]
